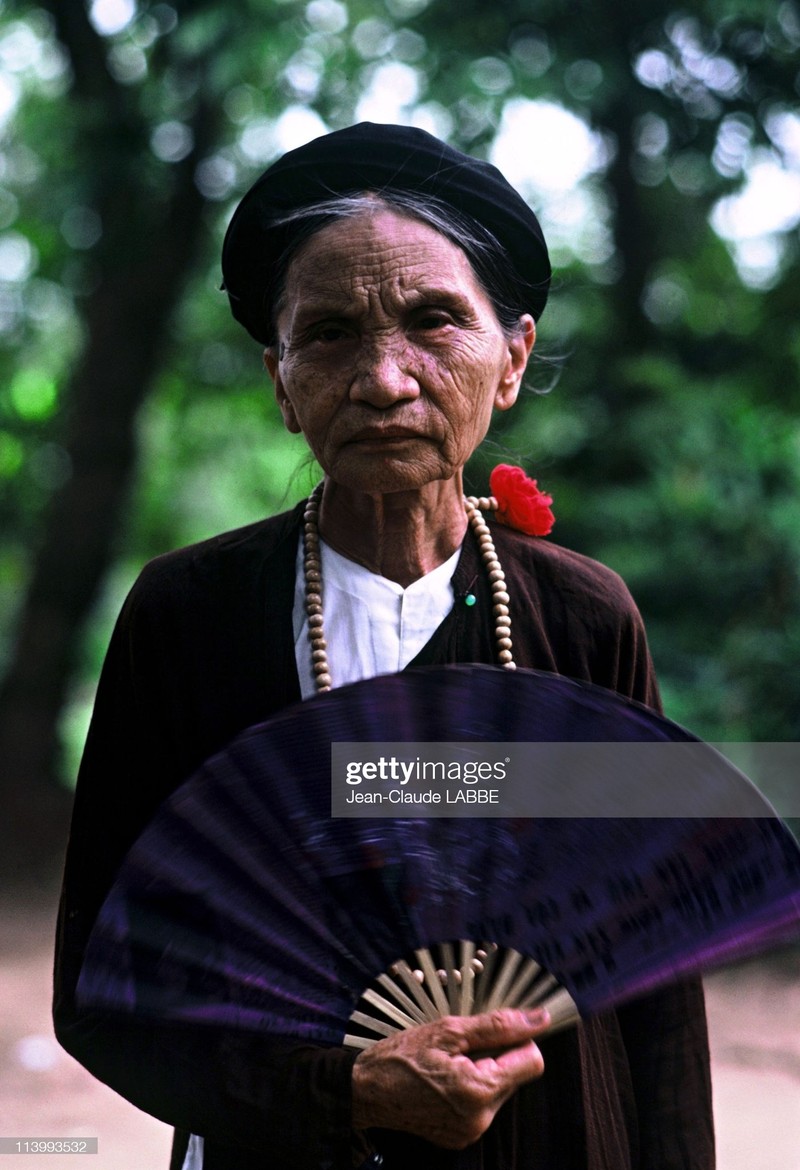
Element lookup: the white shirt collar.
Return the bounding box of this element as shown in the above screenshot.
[293,538,461,699]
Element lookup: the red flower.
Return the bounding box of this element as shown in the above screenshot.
[489,464,555,536]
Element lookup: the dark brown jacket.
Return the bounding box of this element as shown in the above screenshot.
[53,504,714,1170]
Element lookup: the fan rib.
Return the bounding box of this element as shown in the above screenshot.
[518,972,559,1009]
[415,948,451,1017]
[503,956,544,1007]
[482,948,524,1012]
[472,944,499,1012]
[391,960,440,1021]
[361,988,419,1030]
[342,1033,377,1050]
[375,974,431,1025]
[458,940,476,1016]
[440,942,459,1013]
[349,1009,404,1039]
[540,987,580,1031]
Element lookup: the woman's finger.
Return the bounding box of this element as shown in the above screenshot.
[454,1007,551,1055]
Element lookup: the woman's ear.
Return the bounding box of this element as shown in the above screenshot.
[495,315,536,412]
[264,346,302,434]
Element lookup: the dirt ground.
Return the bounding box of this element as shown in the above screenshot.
[1,888,798,1170]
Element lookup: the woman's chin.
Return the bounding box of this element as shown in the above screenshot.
[324,455,456,497]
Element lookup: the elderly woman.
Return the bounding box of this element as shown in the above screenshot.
[54,123,714,1170]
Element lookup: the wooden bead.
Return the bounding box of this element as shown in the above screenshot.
[302,485,517,691]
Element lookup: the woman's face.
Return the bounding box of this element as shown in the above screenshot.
[265,208,534,495]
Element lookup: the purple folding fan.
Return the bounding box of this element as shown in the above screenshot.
[77,665,800,1049]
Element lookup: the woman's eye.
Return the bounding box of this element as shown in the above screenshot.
[414,311,454,331]
[313,324,351,342]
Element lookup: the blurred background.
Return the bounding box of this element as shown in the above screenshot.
[0,0,798,1164]
[1,0,800,872]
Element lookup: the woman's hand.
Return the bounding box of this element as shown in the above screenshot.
[350,1007,549,1149]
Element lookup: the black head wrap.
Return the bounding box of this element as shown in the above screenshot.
[222,121,550,344]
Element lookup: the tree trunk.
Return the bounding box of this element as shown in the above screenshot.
[0,5,221,885]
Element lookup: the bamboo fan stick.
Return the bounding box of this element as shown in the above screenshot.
[390,959,440,1021]
[472,943,499,1012]
[539,987,580,1032]
[502,955,544,1007]
[458,940,476,1016]
[481,948,524,1012]
[415,947,451,1017]
[439,942,459,1013]
[343,1032,378,1050]
[517,971,559,1009]
[374,973,432,1025]
[361,988,421,1030]
[348,1009,405,1039]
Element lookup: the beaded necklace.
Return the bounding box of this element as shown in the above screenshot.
[302,484,515,694]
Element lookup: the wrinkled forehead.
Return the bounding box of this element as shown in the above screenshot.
[277,208,494,320]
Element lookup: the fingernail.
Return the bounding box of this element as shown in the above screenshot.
[526,1008,550,1024]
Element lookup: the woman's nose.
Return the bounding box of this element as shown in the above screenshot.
[349,335,420,406]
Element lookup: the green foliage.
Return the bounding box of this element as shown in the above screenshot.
[1,0,799,802]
